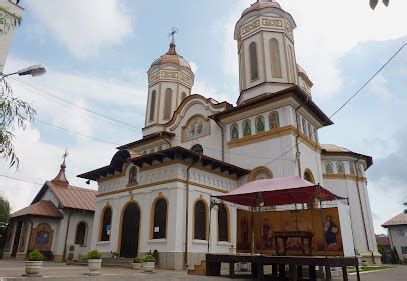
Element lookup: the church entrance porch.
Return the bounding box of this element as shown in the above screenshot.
[11,221,23,257]
[119,202,140,258]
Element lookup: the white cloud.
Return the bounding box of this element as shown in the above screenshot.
[26,0,133,58]
[220,0,407,99]
[369,75,391,99]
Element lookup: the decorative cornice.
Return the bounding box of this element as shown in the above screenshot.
[323,173,367,182]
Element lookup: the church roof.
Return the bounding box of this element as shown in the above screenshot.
[321,144,373,169]
[241,0,283,17]
[213,86,333,126]
[382,213,407,227]
[11,200,63,219]
[117,131,175,150]
[78,146,250,181]
[150,42,191,70]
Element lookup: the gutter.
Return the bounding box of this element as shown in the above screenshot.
[354,159,375,264]
[213,120,225,161]
[160,132,172,149]
[184,155,202,269]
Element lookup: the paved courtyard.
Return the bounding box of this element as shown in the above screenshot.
[0,260,405,280]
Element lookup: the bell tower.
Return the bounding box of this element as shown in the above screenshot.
[143,29,194,137]
[234,0,300,104]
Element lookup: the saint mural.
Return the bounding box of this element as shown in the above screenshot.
[324,216,339,250]
[183,116,210,142]
[261,218,273,249]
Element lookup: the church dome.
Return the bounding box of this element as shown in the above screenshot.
[151,42,191,70]
[241,0,283,17]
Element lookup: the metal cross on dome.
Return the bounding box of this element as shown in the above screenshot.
[62,149,69,164]
[168,26,179,43]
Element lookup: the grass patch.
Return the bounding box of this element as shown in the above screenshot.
[348,265,395,273]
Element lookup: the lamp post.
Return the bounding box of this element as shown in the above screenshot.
[1,64,46,80]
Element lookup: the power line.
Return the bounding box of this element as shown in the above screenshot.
[263,42,407,168]
[0,174,43,185]
[9,77,143,132]
[34,118,121,145]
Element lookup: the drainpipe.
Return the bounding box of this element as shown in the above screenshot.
[294,97,309,177]
[63,210,74,261]
[160,132,172,148]
[213,119,225,161]
[354,159,375,264]
[184,155,202,269]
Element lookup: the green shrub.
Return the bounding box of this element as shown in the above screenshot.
[27,249,44,261]
[133,257,142,263]
[143,254,155,263]
[87,249,102,260]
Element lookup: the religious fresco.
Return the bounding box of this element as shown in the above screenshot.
[182,115,210,142]
[29,223,53,251]
[236,209,252,253]
[237,208,343,256]
[18,222,29,252]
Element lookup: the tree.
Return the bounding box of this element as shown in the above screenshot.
[0,195,10,224]
[391,246,400,264]
[0,78,36,169]
[370,0,390,9]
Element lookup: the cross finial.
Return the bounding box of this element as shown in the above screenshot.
[62,149,69,165]
[168,26,179,44]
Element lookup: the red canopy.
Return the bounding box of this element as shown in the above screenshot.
[215,176,342,207]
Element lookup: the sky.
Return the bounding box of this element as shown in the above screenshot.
[1,0,406,235]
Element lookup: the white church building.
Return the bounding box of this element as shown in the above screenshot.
[78,0,380,270]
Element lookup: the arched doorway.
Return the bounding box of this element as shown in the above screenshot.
[120,203,140,258]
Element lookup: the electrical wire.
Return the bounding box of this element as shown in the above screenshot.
[262,42,407,168]
[0,174,43,185]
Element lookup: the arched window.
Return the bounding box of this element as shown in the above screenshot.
[270,38,282,78]
[242,120,252,136]
[350,162,356,175]
[308,123,313,139]
[255,115,265,133]
[191,144,203,154]
[163,88,173,120]
[218,204,229,242]
[100,206,112,241]
[302,118,308,135]
[149,90,156,122]
[129,166,137,184]
[249,42,259,81]
[152,198,167,239]
[288,45,296,82]
[325,161,333,174]
[230,123,239,140]
[304,170,315,184]
[249,167,273,182]
[181,92,187,101]
[75,222,87,246]
[337,162,345,174]
[194,200,207,240]
[269,111,280,129]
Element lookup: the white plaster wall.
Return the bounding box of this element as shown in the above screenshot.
[388,226,407,260]
[64,212,94,259]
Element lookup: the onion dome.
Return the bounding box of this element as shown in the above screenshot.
[151,42,191,70]
[241,0,283,17]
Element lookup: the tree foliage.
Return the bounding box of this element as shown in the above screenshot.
[0,195,10,223]
[0,78,36,169]
[370,0,390,9]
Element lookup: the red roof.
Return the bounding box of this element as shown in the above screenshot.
[215,176,342,207]
[382,213,407,227]
[376,235,390,246]
[11,200,63,219]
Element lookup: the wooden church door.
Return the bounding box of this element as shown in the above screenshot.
[120,203,140,258]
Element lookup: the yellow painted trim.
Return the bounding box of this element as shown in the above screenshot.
[323,173,367,182]
[149,194,169,240]
[303,168,315,184]
[192,198,209,241]
[96,178,229,197]
[227,125,295,148]
[248,166,273,182]
[117,199,142,256]
[98,204,113,242]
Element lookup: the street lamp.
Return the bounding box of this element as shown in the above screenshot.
[1,64,46,79]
